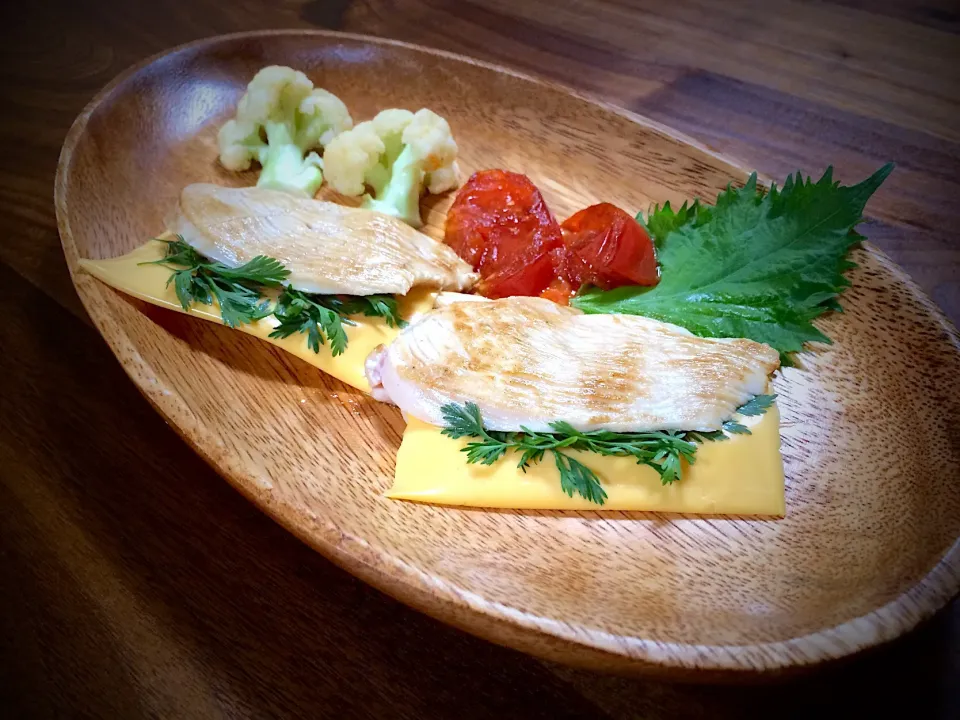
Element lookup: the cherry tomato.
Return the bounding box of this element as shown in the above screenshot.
[446,173,658,302]
[559,203,659,289]
[479,251,558,300]
[539,274,575,305]
[445,170,563,298]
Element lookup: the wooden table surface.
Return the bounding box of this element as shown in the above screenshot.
[2,0,958,717]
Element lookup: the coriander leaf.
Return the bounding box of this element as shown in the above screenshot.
[573,164,894,359]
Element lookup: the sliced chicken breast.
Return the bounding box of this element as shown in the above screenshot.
[170,184,478,295]
[367,296,780,433]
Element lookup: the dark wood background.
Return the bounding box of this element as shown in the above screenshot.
[2,1,958,717]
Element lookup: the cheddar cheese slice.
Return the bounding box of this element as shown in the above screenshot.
[79,239,436,393]
[391,405,785,514]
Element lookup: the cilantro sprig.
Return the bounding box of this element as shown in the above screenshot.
[573,165,894,362]
[145,236,403,352]
[440,396,776,506]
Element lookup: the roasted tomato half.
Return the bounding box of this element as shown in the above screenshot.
[558,203,659,290]
[444,169,563,298]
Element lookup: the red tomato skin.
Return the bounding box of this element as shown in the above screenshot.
[479,251,557,299]
[445,170,563,297]
[559,203,659,289]
[539,275,575,305]
[549,243,592,291]
[445,175,657,301]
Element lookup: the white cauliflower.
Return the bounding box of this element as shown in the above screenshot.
[323,108,460,227]
[217,65,352,197]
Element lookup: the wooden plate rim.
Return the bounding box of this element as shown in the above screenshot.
[54,29,960,674]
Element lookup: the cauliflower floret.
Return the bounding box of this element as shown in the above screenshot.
[323,108,460,228]
[217,65,352,197]
[321,123,390,197]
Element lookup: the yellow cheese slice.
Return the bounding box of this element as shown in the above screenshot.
[82,238,785,514]
[391,405,785,514]
[79,239,436,393]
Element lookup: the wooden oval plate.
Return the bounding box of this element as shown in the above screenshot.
[55,30,960,677]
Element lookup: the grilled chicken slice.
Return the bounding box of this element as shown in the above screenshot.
[170,184,478,295]
[367,296,780,433]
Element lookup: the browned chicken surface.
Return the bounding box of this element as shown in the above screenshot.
[170,183,478,295]
[368,296,780,432]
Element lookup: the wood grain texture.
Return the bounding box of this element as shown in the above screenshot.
[340,0,960,326]
[3,0,959,715]
[55,29,960,676]
[3,263,956,717]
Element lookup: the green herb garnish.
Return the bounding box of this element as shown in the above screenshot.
[337,295,406,330]
[269,290,405,357]
[573,165,894,362]
[270,288,351,356]
[735,393,777,416]
[439,396,776,506]
[143,237,289,327]
[685,394,779,441]
[146,237,403,353]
